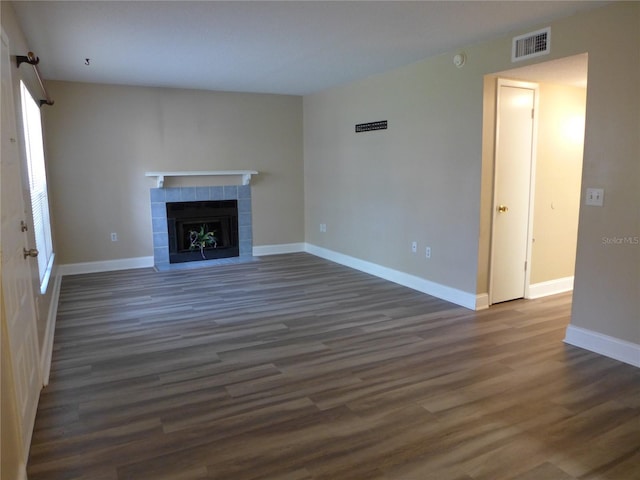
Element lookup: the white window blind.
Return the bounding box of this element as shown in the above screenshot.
[20,81,54,292]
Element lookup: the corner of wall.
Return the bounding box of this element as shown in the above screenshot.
[564,325,640,368]
[475,293,490,310]
[305,243,478,310]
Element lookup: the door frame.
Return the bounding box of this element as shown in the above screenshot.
[489,78,540,305]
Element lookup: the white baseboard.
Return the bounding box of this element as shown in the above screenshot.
[564,325,640,368]
[58,256,154,276]
[527,276,574,299]
[304,243,477,310]
[253,243,305,256]
[475,293,490,310]
[56,247,479,311]
[40,266,62,386]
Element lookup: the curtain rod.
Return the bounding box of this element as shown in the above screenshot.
[16,51,54,107]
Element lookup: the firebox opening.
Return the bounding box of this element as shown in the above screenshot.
[167,200,239,264]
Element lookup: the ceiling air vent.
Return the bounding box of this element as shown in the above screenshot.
[512,27,550,62]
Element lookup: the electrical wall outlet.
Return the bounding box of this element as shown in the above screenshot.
[110,232,118,242]
[411,241,417,253]
[319,224,327,233]
[425,246,431,259]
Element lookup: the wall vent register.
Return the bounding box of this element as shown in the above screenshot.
[512,27,550,62]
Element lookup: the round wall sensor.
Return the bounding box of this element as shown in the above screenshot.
[453,53,466,68]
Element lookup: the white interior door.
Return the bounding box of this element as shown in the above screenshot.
[1,29,42,458]
[490,79,537,304]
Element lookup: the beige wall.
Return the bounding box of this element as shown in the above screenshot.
[569,4,639,342]
[531,83,585,284]
[304,53,484,294]
[304,3,639,343]
[43,82,304,264]
[477,75,497,295]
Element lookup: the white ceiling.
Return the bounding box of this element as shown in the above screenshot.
[12,1,603,96]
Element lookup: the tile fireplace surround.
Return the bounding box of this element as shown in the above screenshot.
[150,185,253,271]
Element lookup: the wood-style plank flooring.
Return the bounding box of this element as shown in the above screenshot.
[28,253,640,479]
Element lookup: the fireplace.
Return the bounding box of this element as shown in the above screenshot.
[150,185,253,271]
[167,200,239,264]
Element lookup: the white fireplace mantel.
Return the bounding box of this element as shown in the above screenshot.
[145,170,259,188]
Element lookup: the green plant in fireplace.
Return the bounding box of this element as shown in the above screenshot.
[189,225,217,259]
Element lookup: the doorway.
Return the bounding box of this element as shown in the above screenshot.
[479,54,588,307]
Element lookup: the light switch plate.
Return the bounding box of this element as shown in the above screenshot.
[586,188,604,206]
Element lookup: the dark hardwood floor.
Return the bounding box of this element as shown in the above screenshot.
[28,253,640,479]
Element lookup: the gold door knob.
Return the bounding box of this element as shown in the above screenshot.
[497,205,509,213]
[23,248,39,259]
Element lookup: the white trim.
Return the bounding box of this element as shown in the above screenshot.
[39,252,55,294]
[475,293,490,310]
[56,247,479,311]
[145,170,258,188]
[16,464,28,480]
[305,244,477,310]
[40,266,61,386]
[253,243,305,256]
[527,276,574,299]
[564,325,640,368]
[58,256,154,276]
